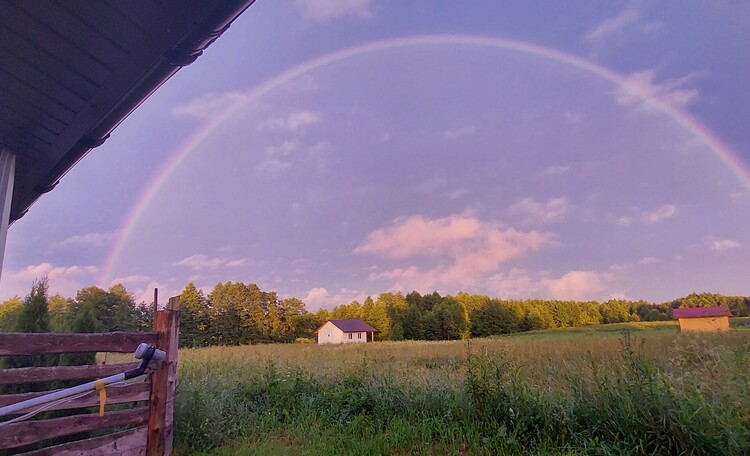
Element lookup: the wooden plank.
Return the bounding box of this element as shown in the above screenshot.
[147,298,180,456]
[0,381,150,414]
[18,425,147,456]
[0,362,138,385]
[0,332,157,356]
[0,406,148,450]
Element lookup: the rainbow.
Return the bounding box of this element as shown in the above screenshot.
[99,34,750,285]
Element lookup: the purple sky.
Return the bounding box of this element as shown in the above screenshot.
[2,0,750,309]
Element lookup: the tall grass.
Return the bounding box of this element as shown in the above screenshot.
[173,328,750,455]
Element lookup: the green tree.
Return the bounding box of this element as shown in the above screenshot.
[601,300,631,324]
[400,302,424,340]
[209,282,245,345]
[17,277,51,333]
[0,296,23,332]
[2,277,56,392]
[108,284,139,331]
[180,282,212,348]
[471,299,520,337]
[290,312,323,340]
[75,286,108,331]
[274,297,307,342]
[454,292,490,337]
[433,298,467,340]
[60,302,98,366]
[48,293,72,332]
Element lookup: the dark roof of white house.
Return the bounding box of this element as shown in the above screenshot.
[1,0,256,223]
[316,319,378,333]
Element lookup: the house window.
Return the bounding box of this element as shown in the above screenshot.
[358,333,362,339]
[348,333,352,339]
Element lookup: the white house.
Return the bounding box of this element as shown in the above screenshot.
[314,319,378,345]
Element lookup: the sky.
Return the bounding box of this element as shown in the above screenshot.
[2,0,750,309]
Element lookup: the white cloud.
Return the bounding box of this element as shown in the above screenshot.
[637,257,660,265]
[294,0,372,23]
[260,110,322,133]
[58,231,117,248]
[0,262,99,301]
[225,259,248,268]
[298,287,369,311]
[289,111,321,130]
[486,268,538,299]
[254,140,311,178]
[265,140,298,156]
[444,126,477,139]
[356,214,555,291]
[643,204,678,224]
[109,275,173,305]
[442,188,469,200]
[303,287,330,309]
[619,204,678,226]
[543,165,570,176]
[109,274,153,288]
[586,7,640,43]
[616,70,700,111]
[508,197,570,225]
[131,280,176,307]
[172,91,247,119]
[175,254,247,271]
[255,158,293,178]
[564,111,582,124]
[541,270,605,300]
[705,237,740,251]
[608,291,630,301]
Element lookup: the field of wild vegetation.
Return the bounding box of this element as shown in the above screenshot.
[172,320,750,455]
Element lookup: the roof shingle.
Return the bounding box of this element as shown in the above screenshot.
[327,319,378,333]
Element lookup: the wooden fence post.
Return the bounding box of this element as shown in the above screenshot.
[147,296,180,456]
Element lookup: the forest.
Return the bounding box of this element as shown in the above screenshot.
[1,276,748,347]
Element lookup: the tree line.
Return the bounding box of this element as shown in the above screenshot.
[1,277,748,348]
[0,277,154,393]
[320,291,750,341]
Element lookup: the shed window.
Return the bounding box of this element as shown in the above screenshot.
[348,333,352,339]
[358,333,362,339]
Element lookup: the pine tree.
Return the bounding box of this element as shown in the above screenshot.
[2,277,55,393]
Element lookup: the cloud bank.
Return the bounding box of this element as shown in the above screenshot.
[356,214,555,291]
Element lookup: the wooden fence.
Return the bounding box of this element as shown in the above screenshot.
[0,297,180,455]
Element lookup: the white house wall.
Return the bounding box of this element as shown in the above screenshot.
[317,323,369,345]
[341,331,367,344]
[317,322,344,344]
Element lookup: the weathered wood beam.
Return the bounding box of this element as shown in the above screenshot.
[0,381,150,414]
[0,406,148,450]
[0,362,139,385]
[18,425,147,456]
[0,332,157,356]
[146,298,180,456]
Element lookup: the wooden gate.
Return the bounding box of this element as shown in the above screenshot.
[0,297,179,455]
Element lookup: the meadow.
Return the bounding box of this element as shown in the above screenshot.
[173,320,750,455]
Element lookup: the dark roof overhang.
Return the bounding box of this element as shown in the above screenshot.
[0,0,256,223]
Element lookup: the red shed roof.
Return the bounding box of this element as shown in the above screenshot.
[314,319,378,333]
[672,306,733,319]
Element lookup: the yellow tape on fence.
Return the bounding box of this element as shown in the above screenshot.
[95,379,106,417]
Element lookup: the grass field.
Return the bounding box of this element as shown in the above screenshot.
[173,321,750,455]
